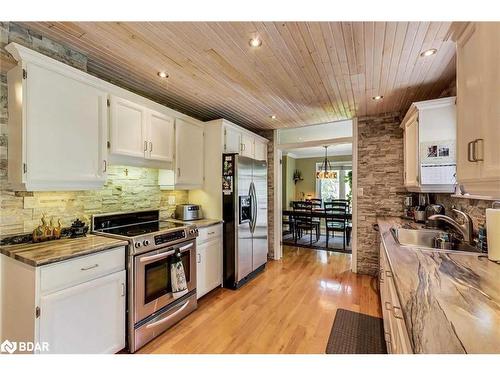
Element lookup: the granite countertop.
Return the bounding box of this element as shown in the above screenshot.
[0,235,129,267]
[377,216,500,354]
[166,218,223,228]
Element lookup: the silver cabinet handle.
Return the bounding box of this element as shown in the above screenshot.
[473,138,484,162]
[149,142,153,152]
[144,140,148,152]
[177,168,181,177]
[197,253,201,263]
[80,264,99,271]
[103,160,107,172]
[467,140,475,162]
[379,268,384,282]
[385,270,392,277]
[393,306,404,320]
[121,282,125,297]
[208,231,215,235]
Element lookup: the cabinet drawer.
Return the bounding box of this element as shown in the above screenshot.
[197,224,222,244]
[40,246,125,294]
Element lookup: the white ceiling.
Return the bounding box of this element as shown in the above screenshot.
[284,144,352,159]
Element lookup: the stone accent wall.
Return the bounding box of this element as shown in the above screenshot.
[258,130,275,259]
[0,22,187,237]
[357,113,405,275]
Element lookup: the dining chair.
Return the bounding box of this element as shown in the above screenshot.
[324,202,348,250]
[292,201,320,246]
[282,212,295,240]
[307,198,323,208]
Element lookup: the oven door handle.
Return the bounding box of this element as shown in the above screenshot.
[139,248,175,263]
[144,299,191,329]
[178,242,194,252]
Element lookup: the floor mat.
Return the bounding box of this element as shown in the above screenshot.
[326,309,387,354]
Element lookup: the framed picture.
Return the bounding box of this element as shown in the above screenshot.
[438,146,450,157]
[427,145,438,158]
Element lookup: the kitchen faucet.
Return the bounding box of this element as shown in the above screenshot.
[428,208,474,244]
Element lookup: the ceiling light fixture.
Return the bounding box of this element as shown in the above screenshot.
[316,146,336,180]
[158,71,169,78]
[270,115,277,119]
[372,95,384,101]
[249,38,262,48]
[420,48,437,57]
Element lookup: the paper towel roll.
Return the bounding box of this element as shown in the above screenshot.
[486,208,500,261]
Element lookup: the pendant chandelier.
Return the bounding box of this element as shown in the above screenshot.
[316,146,336,179]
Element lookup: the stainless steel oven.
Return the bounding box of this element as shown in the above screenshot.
[92,209,199,353]
[134,240,196,323]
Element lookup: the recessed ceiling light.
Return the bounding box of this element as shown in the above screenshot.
[372,95,384,101]
[158,71,169,78]
[249,38,262,48]
[420,48,437,57]
[270,115,277,119]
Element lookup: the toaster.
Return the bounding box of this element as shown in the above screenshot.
[175,204,203,221]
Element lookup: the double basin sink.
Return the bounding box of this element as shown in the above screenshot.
[390,227,479,253]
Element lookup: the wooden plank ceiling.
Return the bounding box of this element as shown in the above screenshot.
[13,22,457,130]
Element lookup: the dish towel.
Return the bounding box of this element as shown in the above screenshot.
[170,250,189,299]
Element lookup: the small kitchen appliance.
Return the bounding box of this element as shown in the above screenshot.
[92,209,198,353]
[175,204,203,221]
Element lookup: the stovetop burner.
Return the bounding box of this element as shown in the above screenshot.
[96,220,186,237]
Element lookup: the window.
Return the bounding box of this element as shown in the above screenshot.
[315,163,352,202]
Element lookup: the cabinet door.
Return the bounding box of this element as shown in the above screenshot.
[39,270,125,354]
[404,116,419,187]
[109,95,147,158]
[175,118,204,186]
[475,23,500,181]
[456,25,483,182]
[25,63,107,189]
[196,244,206,299]
[148,111,174,162]
[241,134,255,158]
[224,126,241,153]
[254,139,268,161]
[203,239,222,292]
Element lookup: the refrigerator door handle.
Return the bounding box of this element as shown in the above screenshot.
[250,181,257,233]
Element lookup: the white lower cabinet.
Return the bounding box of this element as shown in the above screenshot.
[39,270,125,354]
[379,243,413,354]
[196,224,223,299]
[0,246,126,354]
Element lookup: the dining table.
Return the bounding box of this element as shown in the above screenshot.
[282,208,353,246]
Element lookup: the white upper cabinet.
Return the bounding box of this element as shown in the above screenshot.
[109,96,147,159]
[222,121,268,160]
[224,126,241,153]
[6,43,108,191]
[148,111,175,162]
[160,118,204,189]
[456,22,500,198]
[176,119,204,187]
[401,97,457,193]
[254,139,268,161]
[240,133,255,158]
[109,95,175,165]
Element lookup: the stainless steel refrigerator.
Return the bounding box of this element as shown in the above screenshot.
[222,154,268,289]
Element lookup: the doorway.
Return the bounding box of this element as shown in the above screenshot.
[272,119,358,272]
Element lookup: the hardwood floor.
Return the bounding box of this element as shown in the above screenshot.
[138,245,381,354]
